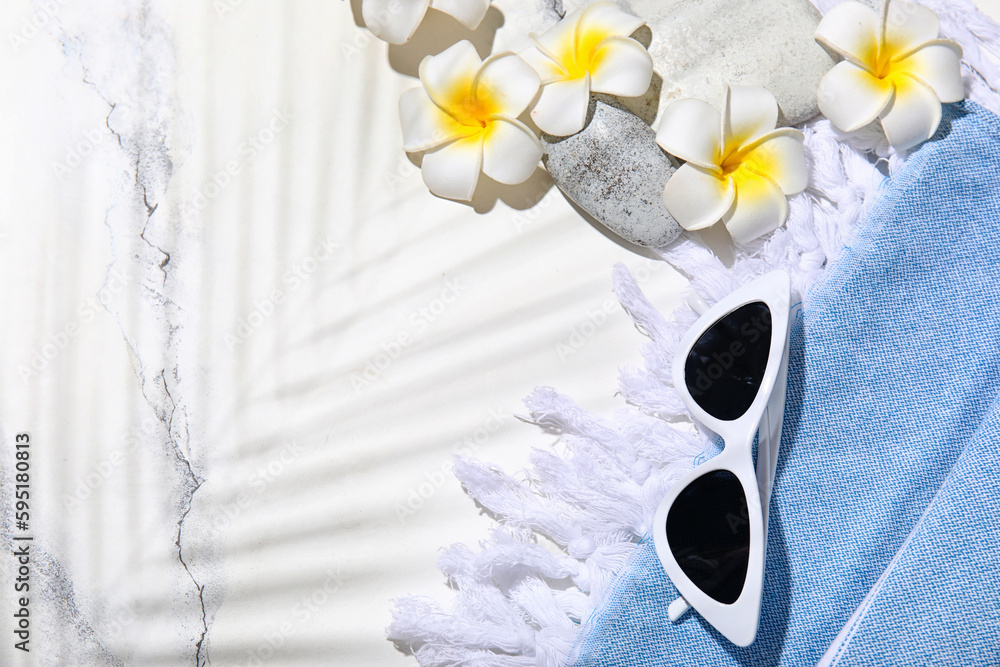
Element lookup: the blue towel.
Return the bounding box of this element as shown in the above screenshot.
[569,101,1000,666]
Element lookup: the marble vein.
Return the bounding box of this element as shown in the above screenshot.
[49,0,212,664]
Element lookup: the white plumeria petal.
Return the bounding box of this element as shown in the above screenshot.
[530,76,591,136]
[588,36,653,97]
[578,1,645,42]
[431,0,490,30]
[531,2,646,79]
[814,1,880,69]
[399,87,475,152]
[474,52,541,119]
[879,74,942,150]
[481,117,542,184]
[724,85,779,150]
[895,40,965,103]
[662,163,735,231]
[884,0,940,58]
[532,7,583,63]
[421,134,484,201]
[520,45,567,84]
[363,0,430,45]
[817,60,895,132]
[812,1,959,149]
[741,129,808,195]
[659,84,798,241]
[655,98,722,170]
[723,170,789,243]
[418,41,483,112]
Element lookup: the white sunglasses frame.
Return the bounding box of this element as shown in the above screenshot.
[652,270,791,647]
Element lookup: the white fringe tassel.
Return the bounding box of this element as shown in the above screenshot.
[388,2,1000,664]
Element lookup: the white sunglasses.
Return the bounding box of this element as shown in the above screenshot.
[652,270,792,647]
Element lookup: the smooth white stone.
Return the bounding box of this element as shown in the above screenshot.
[627,0,834,125]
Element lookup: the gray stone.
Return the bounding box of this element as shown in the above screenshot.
[626,0,834,126]
[542,95,682,248]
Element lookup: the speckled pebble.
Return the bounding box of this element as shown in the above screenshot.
[628,0,834,125]
[542,95,682,248]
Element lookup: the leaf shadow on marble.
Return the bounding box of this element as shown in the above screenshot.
[468,168,554,214]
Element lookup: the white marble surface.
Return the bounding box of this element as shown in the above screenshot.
[1,1,998,666]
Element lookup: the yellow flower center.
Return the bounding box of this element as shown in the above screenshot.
[551,22,614,80]
[442,75,501,130]
[720,148,747,176]
[872,48,898,80]
[867,30,910,81]
[718,140,787,191]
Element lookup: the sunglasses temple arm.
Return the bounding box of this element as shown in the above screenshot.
[757,331,790,536]
[687,292,711,317]
[668,595,691,621]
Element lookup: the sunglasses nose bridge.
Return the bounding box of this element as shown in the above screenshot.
[722,424,765,512]
[713,419,754,452]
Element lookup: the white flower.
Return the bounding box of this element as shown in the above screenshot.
[520,1,653,136]
[815,0,964,150]
[363,0,491,45]
[399,40,542,201]
[656,85,808,244]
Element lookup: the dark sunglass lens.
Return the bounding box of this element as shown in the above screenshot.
[666,470,750,604]
[684,301,771,421]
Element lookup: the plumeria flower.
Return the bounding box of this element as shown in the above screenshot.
[815,0,964,150]
[656,85,808,244]
[363,0,490,45]
[399,40,542,201]
[520,1,653,136]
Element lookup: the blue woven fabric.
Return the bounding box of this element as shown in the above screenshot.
[569,101,1000,666]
